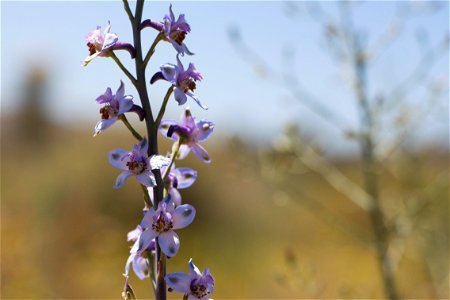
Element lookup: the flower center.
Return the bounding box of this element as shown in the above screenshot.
[180,79,196,94]
[170,30,187,45]
[87,42,97,55]
[99,105,118,120]
[151,212,173,232]
[126,160,146,174]
[190,282,209,299]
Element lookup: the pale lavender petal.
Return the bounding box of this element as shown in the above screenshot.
[189,258,202,277]
[165,272,190,293]
[108,148,129,170]
[169,187,182,206]
[176,144,191,160]
[124,253,135,277]
[96,87,113,104]
[132,255,150,280]
[140,207,156,229]
[174,168,197,189]
[174,88,188,106]
[181,43,194,56]
[160,64,178,83]
[94,118,117,135]
[82,52,101,66]
[171,41,187,56]
[186,63,202,81]
[118,96,134,114]
[169,4,175,22]
[186,91,208,110]
[114,171,133,188]
[172,204,196,230]
[102,32,118,50]
[158,230,180,257]
[127,226,143,242]
[191,143,211,163]
[115,80,125,99]
[195,120,215,142]
[159,120,178,140]
[139,138,149,155]
[176,14,191,32]
[137,228,158,253]
[149,155,171,170]
[188,295,211,300]
[136,172,157,187]
[181,108,195,128]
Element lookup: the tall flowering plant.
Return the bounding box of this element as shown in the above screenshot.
[82,2,215,299]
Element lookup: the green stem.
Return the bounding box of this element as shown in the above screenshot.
[119,115,143,141]
[122,0,134,22]
[162,141,181,182]
[153,87,174,132]
[111,52,137,86]
[144,33,164,69]
[140,184,152,210]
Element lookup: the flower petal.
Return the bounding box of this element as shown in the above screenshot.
[158,231,180,257]
[160,63,178,83]
[189,258,202,277]
[118,96,134,115]
[139,138,149,155]
[140,207,155,229]
[94,118,117,135]
[168,187,182,206]
[102,32,118,50]
[165,272,190,293]
[115,80,125,99]
[96,87,113,104]
[174,88,188,106]
[149,155,171,170]
[191,143,211,163]
[176,144,191,160]
[172,204,196,230]
[114,171,133,188]
[127,225,143,242]
[159,120,178,140]
[109,148,129,170]
[132,255,150,280]
[195,120,215,142]
[137,228,158,253]
[173,168,197,189]
[136,172,157,187]
[187,91,208,110]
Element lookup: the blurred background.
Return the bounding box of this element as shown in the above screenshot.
[1,1,448,299]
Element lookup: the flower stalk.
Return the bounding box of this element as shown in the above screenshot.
[84,2,215,299]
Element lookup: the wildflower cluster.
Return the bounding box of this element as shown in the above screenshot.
[83,2,214,300]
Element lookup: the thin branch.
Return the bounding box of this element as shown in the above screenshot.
[144,33,164,69]
[122,0,134,22]
[110,52,137,86]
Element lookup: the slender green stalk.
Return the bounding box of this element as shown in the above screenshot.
[122,0,134,22]
[162,140,181,182]
[111,52,137,86]
[140,184,152,210]
[128,1,166,299]
[144,33,164,68]
[153,87,174,132]
[119,115,143,141]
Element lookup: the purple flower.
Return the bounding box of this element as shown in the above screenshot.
[151,55,207,110]
[94,81,144,136]
[148,164,198,206]
[141,5,193,56]
[124,225,155,280]
[137,200,195,257]
[109,138,171,188]
[165,259,215,300]
[83,21,135,66]
[160,108,214,163]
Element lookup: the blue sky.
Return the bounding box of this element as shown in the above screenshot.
[2,1,448,154]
